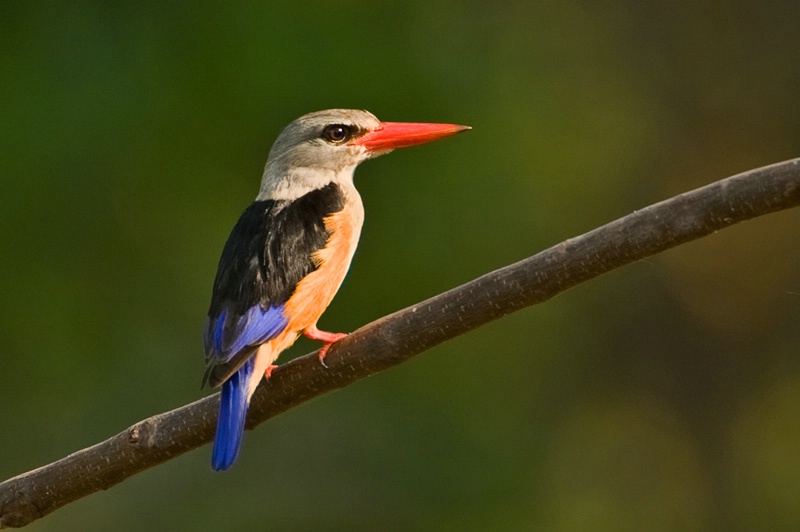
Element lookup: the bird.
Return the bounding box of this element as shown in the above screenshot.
[203,109,469,470]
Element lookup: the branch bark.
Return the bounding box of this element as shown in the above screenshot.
[2,158,800,528]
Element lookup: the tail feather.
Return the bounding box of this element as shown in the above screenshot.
[211,357,255,471]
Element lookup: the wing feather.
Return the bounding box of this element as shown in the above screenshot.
[203,183,346,384]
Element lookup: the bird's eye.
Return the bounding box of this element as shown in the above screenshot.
[322,124,352,144]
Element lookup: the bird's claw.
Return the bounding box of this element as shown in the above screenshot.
[318,343,333,369]
[304,327,348,370]
[264,364,278,384]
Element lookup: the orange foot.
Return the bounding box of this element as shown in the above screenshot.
[264,364,279,381]
[304,325,348,367]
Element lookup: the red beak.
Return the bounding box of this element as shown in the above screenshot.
[352,122,470,151]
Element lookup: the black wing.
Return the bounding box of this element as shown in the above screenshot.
[203,183,345,385]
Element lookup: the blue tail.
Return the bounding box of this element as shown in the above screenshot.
[211,357,255,471]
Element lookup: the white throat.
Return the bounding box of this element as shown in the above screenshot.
[256,164,358,202]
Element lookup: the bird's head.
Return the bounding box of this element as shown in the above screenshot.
[258,109,469,200]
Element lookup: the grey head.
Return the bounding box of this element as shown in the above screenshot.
[257,109,382,201]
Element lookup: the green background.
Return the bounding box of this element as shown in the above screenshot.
[3,2,800,530]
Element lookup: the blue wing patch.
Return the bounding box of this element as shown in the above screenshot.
[205,304,289,364]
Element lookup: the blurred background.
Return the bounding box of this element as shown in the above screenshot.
[2,2,800,530]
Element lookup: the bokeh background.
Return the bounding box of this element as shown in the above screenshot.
[2,2,800,531]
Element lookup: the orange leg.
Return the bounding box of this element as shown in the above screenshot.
[264,364,279,380]
[304,325,348,367]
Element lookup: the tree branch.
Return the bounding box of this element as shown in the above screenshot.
[2,158,800,528]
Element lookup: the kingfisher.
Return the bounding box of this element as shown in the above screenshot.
[203,109,469,470]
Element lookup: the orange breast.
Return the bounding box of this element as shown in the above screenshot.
[283,188,364,333]
[245,188,364,398]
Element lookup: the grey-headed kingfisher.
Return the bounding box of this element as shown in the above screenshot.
[203,109,469,470]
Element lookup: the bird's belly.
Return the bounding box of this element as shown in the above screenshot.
[283,196,364,332]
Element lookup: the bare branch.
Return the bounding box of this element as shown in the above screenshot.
[2,158,799,528]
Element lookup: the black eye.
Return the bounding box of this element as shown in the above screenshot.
[322,124,352,144]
